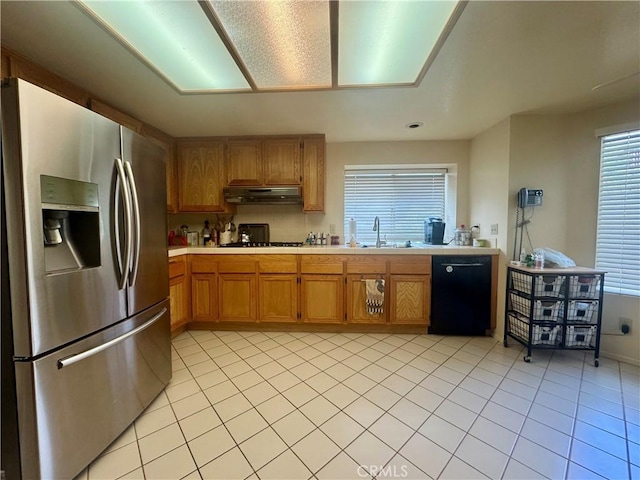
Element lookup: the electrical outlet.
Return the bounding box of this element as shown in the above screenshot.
[490,224,498,235]
[330,224,336,234]
[619,317,632,334]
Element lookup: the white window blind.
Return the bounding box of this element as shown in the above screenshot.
[344,167,446,244]
[595,129,640,296]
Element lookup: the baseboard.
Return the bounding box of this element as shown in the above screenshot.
[599,349,640,367]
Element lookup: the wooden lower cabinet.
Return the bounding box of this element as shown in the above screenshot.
[169,256,189,333]
[191,274,217,322]
[346,275,386,324]
[259,274,298,322]
[389,275,430,325]
[179,253,458,332]
[218,274,257,322]
[300,275,343,323]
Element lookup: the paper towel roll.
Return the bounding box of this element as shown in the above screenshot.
[220,231,232,245]
[349,218,357,242]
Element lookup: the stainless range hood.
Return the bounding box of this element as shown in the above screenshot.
[223,186,303,205]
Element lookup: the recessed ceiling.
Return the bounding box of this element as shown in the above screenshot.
[75,0,464,93]
[1,1,638,142]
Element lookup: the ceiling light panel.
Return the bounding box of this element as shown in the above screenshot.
[209,0,331,90]
[339,0,459,86]
[78,0,250,92]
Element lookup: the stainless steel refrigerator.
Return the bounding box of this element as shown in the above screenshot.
[1,78,171,479]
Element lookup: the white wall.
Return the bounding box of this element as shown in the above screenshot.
[562,101,640,365]
[469,118,511,341]
[475,100,640,365]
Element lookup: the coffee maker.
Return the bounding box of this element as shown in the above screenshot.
[424,218,445,245]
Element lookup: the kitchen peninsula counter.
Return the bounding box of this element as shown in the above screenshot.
[168,245,500,257]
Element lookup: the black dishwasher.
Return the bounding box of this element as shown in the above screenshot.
[430,256,492,335]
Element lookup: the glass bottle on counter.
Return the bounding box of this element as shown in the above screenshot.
[202,220,211,246]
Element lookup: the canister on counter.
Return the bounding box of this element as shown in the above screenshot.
[454,225,472,246]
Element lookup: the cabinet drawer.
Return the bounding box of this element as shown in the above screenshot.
[346,258,387,274]
[390,256,431,274]
[169,257,185,278]
[300,255,345,274]
[190,256,218,273]
[258,255,297,274]
[218,260,257,273]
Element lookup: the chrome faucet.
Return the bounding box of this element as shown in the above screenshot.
[373,216,385,248]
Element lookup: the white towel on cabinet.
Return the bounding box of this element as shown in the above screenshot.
[366,279,385,314]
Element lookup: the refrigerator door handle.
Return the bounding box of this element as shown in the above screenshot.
[114,158,133,290]
[123,160,141,286]
[57,308,167,369]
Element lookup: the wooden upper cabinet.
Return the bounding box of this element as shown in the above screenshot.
[263,138,301,185]
[140,124,177,213]
[1,51,10,79]
[165,143,178,213]
[226,140,263,186]
[177,140,228,212]
[302,137,325,213]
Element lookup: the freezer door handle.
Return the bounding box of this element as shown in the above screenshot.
[114,158,133,290]
[57,308,167,369]
[123,160,141,286]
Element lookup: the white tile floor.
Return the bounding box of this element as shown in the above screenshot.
[75,331,639,480]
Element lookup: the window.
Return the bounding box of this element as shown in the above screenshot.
[595,129,640,296]
[344,166,446,244]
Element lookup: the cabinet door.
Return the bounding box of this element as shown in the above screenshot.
[301,275,343,323]
[219,274,257,322]
[165,143,178,213]
[302,138,325,212]
[169,275,188,331]
[226,140,263,185]
[263,138,301,185]
[191,274,217,322]
[346,275,386,324]
[259,274,298,323]
[141,125,177,213]
[178,141,227,211]
[389,275,430,325]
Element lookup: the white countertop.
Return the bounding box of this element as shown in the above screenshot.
[168,245,500,258]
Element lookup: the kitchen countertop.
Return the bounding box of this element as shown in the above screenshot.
[168,245,500,258]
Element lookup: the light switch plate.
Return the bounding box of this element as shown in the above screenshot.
[490,224,498,235]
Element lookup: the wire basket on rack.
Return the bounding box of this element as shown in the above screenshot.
[508,313,560,345]
[512,272,564,297]
[568,275,600,298]
[562,325,597,347]
[510,293,561,321]
[567,301,598,323]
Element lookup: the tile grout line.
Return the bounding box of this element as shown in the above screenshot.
[165,330,634,480]
[427,335,519,479]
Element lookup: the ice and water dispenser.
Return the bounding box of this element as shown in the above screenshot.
[40,175,100,273]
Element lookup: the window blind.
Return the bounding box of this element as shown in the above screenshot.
[344,168,446,244]
[595,129,640,296]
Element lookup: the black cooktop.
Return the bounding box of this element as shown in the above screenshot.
[219,242,304,248]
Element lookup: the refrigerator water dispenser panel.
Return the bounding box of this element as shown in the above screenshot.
[41,175,100,273]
